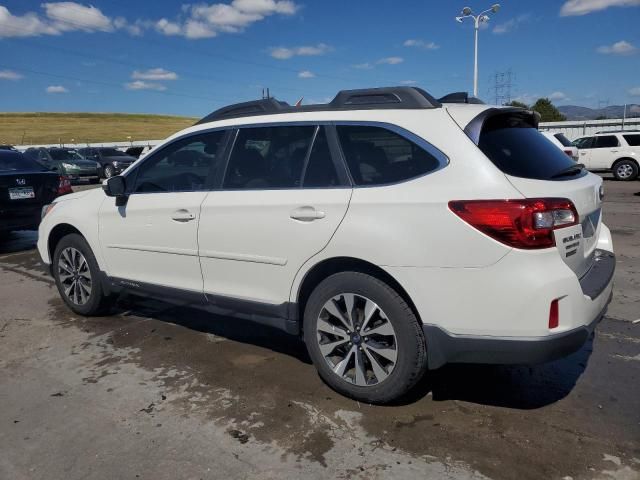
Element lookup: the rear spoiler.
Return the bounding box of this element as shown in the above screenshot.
[463,107,541,145]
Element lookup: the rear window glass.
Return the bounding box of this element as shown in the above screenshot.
[554,133,573,147]
[623,134,640,146]
[337,125,443,186]
[478,115,582,180]
[0,151,46,172]
[49,149,82,161]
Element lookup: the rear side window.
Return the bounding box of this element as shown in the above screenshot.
[0,151,46,172]
[554,133,573,147]
[224,126,315,189]
[336,125,443,186]
[478,115,581,180]
[573,137,593,149]
[623,134,640,146]
[594,136,619,148]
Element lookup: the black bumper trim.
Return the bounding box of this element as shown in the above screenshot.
[423,293,611,369]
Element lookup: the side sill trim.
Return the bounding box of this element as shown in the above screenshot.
[107,276,299,335]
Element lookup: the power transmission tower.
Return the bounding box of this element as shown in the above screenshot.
[488,68,515,105]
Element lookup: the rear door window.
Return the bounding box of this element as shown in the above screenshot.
[478,114,582,180]
[622,134,640,147]
[336,125,443,186]
[224,125,315,189]
[594,136,619,148]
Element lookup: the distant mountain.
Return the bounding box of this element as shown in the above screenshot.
[558,104,640,121]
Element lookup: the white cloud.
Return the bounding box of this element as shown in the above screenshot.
[269,43,332,59]
[0,69,23,80]
[158,0,299,39]
[297,70,315,78]
[125,80,167,91]
[43,2,113,32]
[376,56,404,65]
[132,68,178,81]
[560,0,640,16]
[548,91,569,101]
[353,62,373,70]
[492,14,531,34]
[403,39,439,50]
[596,40,637,55]
[629,86,640,96]
[46,85,68,93]
[0,2,143,38]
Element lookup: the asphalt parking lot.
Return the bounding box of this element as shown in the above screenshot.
[0,178,638,480]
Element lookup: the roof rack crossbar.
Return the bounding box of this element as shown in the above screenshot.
[195,86,442,124]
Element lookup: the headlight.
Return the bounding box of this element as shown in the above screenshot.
[61,162,75,169]
[41,203,57,219]
[112,161,119,167]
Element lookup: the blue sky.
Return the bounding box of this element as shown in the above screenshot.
[0,0,639,116]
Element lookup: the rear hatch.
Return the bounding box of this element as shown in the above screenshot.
[451,107,602,279]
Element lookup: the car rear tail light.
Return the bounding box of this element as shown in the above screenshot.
[448,198,579,249]
[549,299,560,329]
[57,176,73,196]
[563,150,573,157]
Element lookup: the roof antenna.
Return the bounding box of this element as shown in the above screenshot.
[295,97,303,107]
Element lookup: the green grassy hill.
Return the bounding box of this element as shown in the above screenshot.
[0,112,198,145]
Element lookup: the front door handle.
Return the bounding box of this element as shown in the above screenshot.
[171,209,196,222]
[290,206,326,222]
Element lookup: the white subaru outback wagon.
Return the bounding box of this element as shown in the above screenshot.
[38,87,615,403]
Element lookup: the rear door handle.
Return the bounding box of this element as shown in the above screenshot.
[171,209,196,222]
[290,206,326,222]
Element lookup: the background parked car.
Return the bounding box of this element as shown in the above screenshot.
[77,147,137,178]
[125,146,153,159]
[24,147,101,184]
[572,131,640,181]
[0,145,17,151]
[540,131,579,161]
[0,150,67,235]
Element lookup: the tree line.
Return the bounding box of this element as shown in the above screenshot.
[505,98,566,122]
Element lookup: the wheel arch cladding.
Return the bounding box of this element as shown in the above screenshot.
[295,257,422,332]
[48,223,84,265]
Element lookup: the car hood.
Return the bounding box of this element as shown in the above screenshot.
[61,159,99,167]
[53,187,101,203]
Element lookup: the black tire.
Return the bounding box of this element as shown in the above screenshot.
[103,164,115,179]
[303,272,427,404]
[612,159,639,181]
[52,233,111,315]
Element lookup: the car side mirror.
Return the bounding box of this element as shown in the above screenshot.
[102,175,128,206]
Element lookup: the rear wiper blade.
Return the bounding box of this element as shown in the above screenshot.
[550,163,585,179]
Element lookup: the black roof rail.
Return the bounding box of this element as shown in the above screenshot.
[438,92,485,105]
[196,86,442,124]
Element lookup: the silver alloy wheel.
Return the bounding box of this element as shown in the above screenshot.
[58,247,92,305]
[104,165,114,178]
[316,293,398,387]
[616,163,633,179]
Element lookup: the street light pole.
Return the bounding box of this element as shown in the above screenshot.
[456,4,501,98]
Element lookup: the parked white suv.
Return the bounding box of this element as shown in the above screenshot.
[540,131,579,161]
[38,87,615,403]
[572,131,640,181]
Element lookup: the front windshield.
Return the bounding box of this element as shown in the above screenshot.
[49,149,83,161]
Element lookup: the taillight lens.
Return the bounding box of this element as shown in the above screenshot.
[563,150,573,157]
[448,198,579,249]
[57,176,73,196]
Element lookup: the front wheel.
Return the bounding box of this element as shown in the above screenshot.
[612,159,639,181]
[103,164,115,178]
[53,233,110,315]
[303,272,427,404]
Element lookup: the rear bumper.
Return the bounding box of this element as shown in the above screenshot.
[423,250,615,369]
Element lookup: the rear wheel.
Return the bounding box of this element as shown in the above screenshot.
[53,233,110,315]
[303,272,427,404]
[612,159,638,181]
